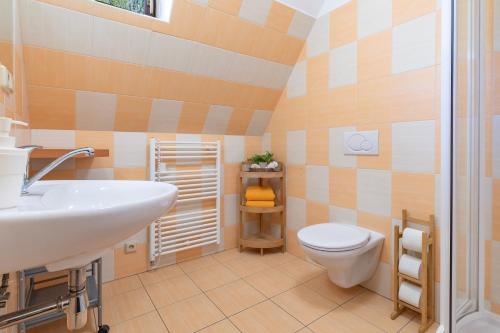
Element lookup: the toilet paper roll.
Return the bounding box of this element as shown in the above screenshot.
[398,254,422,279]
[401,228,423,253]
[399,281,422,308]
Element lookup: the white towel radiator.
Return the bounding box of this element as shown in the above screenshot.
[149,139,221,265]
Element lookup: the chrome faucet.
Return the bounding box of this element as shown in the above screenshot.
[20,146,95,193]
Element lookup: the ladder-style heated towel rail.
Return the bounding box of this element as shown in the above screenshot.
[149,139,221,265]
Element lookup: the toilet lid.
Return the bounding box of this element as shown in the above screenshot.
[298,223,370,252]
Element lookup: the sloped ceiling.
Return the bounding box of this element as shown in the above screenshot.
[20,0,316,136]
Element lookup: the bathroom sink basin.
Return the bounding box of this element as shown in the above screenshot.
[0,180,177,273]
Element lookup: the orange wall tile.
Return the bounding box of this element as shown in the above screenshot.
[329,0,357,49]
[75,131,114,168]
[226,109,254,135]
[392,0,436,26]
[208,0,242,16]
[493,179,500,240]
[114,168,148,180]
[306,201,329,225]
[176,102,210,133]
[286,165,306,198]
[224,163,240,194]
[392,172,435,220]
[114,243,148,279]
[306,127,329,165]
[28,86,75,129]
[358,30,392,82]
[114,95,152,132]
[266,1,295,33]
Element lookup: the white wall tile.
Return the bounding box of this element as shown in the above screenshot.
[191,0,208,5]
[357,0,392,38]
[31,129,75,148]
[190,42,232,79]
[494,0,500,51]
[148,99,183,133]
[148,32,195,72]
[224,53,261,86]
[75,91,116,131]
[224,194,239,226]
[100,248,115,283]
[287,11,316,40]
[493,116,500,178]
[224,135,245,163]
[357,169,391,216]
[239,0,273,26]
[287,61,307,98]
[306,165,329,203]
[287,130,306,165]
[392,13,436,74]
[329,205,357,225]
[392,120,435,173]
[75,168,114,180]
[254,61,293,90]
[91,16,150,65]
[262,133,272,152]
[329,127,357,167]
[361,261,392,298]
[246,110,273,136]
[0,0,12,41]
[287,196,306,230]
[203,105,233,134]
[306,13,329,58]
[329,42,357,89]
[114,132,147,168]
[175,133,202,142]
[20,1,92,55]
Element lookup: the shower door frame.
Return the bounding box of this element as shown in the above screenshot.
[450,0,482,329]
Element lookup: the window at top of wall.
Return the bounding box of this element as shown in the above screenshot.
[96,0,173,22]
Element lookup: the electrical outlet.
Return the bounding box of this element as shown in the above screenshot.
[124,242,137,254]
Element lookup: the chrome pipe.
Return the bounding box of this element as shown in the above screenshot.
[0,297,69,329]
[0,266,89,331]
[67,267,89,330]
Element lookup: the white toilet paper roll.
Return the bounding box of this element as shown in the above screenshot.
[399,281,422,308]
[398,254,422,279]
[401,228,423,253]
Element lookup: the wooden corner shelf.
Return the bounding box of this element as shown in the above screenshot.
[240,233,284,249]
[239,205,284,214]
[30,149,110,159]
[240,171,284,179]
[239,163,286,255]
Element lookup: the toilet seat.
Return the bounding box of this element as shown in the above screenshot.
[297,223,370,252]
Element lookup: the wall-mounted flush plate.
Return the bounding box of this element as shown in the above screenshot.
[344,130,379,155]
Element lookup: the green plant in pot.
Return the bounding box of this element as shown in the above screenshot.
[249,151,276,169]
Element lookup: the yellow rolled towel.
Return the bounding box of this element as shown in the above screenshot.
[246,201,275,208]
[245,186,275,201]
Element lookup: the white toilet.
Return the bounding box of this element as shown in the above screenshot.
[298,223,384,288]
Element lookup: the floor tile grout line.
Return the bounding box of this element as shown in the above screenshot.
[177,260,245,332]
[141,278,172,332]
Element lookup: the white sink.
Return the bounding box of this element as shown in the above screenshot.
[0,180,177,273]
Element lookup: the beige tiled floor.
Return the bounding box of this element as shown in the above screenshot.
[28,248,438,333]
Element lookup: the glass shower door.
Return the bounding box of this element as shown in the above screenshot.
[453,0,480,320]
